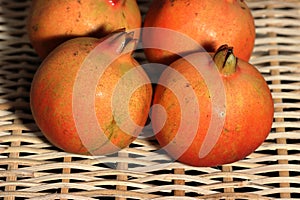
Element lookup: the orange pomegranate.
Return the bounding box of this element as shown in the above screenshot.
[143,0,255,65]
[30,31,152,155]
[152,45,274,167]
[27,0,142,59]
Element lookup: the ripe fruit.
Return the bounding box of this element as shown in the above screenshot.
[152,45,274,167]
[27,0,142,59]
[30,31,152,155]
[143,0,255,65]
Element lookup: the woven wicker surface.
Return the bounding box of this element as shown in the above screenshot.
[0,0,300,199]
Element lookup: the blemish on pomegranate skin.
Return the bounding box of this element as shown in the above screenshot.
[73,51,79,56]
[169,0,175,6]
[32,24,39,32]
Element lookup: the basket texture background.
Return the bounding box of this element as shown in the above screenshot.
[0,0,300,199]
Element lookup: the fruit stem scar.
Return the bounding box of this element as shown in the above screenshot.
[213,44,237,76]
[109,0,126,6]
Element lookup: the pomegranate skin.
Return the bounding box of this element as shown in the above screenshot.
[30,33,152,155]
[27,0,142,59]
[152,47,274,167]
[143,0,256,65]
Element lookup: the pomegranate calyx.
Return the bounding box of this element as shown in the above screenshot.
[116,31,137,54]
[213,44,237,76]
[106,29,137,55]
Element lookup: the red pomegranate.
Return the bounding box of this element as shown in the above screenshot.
[30,31,152,155]
[27,0,142,59]
[152,45,274,167]
[143,0,256,65]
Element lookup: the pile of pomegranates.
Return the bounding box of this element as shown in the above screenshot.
[28,0,274,167]
[28,0,151,156]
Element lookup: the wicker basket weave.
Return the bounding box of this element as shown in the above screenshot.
[0,0,300,199]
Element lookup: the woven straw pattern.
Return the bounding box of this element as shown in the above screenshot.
[0,0,300,199]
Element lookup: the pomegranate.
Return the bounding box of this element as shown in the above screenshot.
[143,0,255,65]
[152,45,274,167]
[30,31,152,155]
[27,0,142,59]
